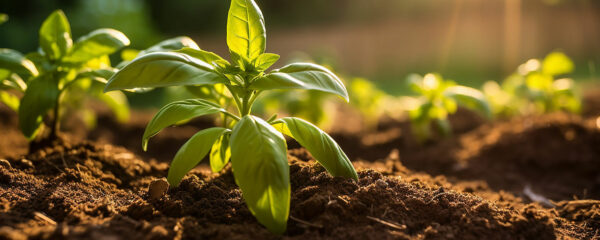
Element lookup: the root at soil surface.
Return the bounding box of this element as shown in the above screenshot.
[0,143,595,239]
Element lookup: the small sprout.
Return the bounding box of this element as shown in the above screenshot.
[406,73,491,142]
[0,10,131,140]
[104,0,357,234]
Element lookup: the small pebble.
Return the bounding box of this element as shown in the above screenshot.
[0,159,11,169]
[148,178,169,200]
[20,159,33,168]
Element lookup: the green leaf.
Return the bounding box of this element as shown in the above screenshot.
[254,53,280,72]
[542,51,574,76]
[0,14,7,25]
[252,63,349,101]
[0,49,39,79]
[18,75,60,139]
[1,73,27,92]
[175,47,226,64]
[0,91,19,111]
[64,28,130,63]
[97,91,130,123]
[139,36,199,56]
[78,68,118,84]
[104,52,226,92]
[210,133,231,172]
[230,115,289,234]
[444,86,492,119]
[167,127,229,186]
[273,117,358,180]
[142,99,226,150]
[227,0,266,61]
[121,49,140,61]
[39,10,72,60]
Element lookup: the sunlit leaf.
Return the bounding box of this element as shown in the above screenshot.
[0,91,19,111]
[18,75,60,139]
[139,36,199,56]
[104,52,226,92]
[252,63,349,101]
[542,51,574,76]
[167,127,229,186]
[444,86,492,118]
[230,115,289,234]
[64,28,130,63]
[0,49,39,79]
[227,0,266,61]
[39,10,72,60]
[142,99,226,150]
[210,133,231,173]
[254,53,280,72]
[175,47,226,64]
[272,117,357,180]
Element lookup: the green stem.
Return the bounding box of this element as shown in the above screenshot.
[225,84,243,116]
[50,91,62,139]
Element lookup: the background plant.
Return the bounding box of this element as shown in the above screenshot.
[0,10,130,140]
[406,73,491,142]
[483,51,581,117]
[104,0,358,234]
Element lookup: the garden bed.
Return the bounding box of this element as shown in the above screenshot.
[0,91,599,239]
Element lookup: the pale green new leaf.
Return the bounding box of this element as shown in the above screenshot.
[227,0,266,61]
[252,63,349,101]
[0,49,39,79]
[142,99,226,150]
[254,53,280,72]
[39,10,72,60]
[0,91,19,111]
[230,115,289,234]
[167,127,229,186]
[104,52,226,92]
[210,133,231,173]
[542,51,574,77]
[175,48,226,64]
[139,36,199,56]
[273,117,358,180]
[64,28,130,63]
[97,91,130,123]
[444,86,492,119]
[18,76,60,139]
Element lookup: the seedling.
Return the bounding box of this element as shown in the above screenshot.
[406,73,491,142]
[484,51,580,116]
[0,10,130,140]
[104,0,357,234]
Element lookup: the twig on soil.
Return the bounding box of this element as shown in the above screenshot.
[426,192,452,204]
[336,195,349,205]
[34,212,56,225]
[366,216,406,230]
[40,157,65,174]
[290,215,323,228]
[60,153,69,169]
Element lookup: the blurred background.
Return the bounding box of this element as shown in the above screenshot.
[2,0,599,97]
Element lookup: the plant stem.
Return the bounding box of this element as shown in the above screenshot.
[50,91,62,139]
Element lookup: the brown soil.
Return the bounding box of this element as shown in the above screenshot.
[0,143,595,239]
[0,91,599,239]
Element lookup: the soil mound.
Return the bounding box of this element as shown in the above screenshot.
[0,143,592,239]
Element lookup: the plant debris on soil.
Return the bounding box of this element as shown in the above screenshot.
[0,91,599,239]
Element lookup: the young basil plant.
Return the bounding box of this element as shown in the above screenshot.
[104,0,357,234]
[407,73,491,142]
[484,51,580,116]
[0,10,130,140]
